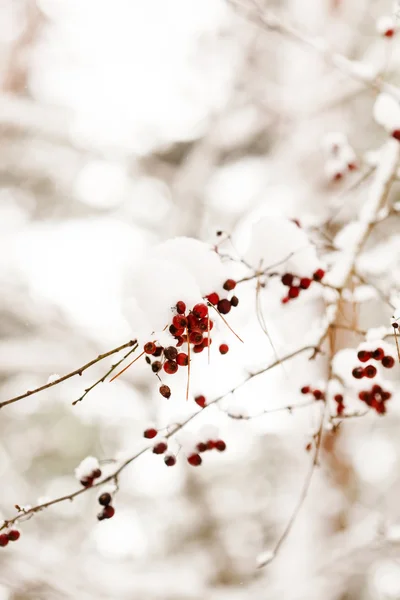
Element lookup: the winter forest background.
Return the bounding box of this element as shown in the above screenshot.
[2,0,400,599]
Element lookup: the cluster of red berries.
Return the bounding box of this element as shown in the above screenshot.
[300,385,325,400]
[79,467,102,488]
[206,279,239,316]
[186,437,227,467]
[358,385,392,415]
[0,529,20,547]
[281,269,325,304]
[97,492,115,521]
[355,348,395,370]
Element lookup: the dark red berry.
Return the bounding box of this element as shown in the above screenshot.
[372,348,385,360]
[92,468,102,479]
[223,279,236,291]
[288,287,300,299]
[153,346,163,357]
[206,440,215,450]
[164,346,178,361]
[230,296,239,307]
[352,367,364,379]
[219,344,229,355]
[301,386,310,394]
[187,453,202,466]
[197,442,208,453]
[358,391,368,401]
[197,320,208,332]
[382,355,395,368]
[281,273,294,287]
[176,301,186,314]
[300,278,312,290]
[372,384,382,394]
[313,269,325,282]
[144,342,156,354]
[172,315,187,329]
[0,535,8,547]
[193,303,208,319]
[193,344,205,353]
[164,455,176,467]
[393,322,399,329]
[164,361,178,375]
[159,384,171,399]
[144,428,157,439]
[382,391,392,400]
[194,395,206,408]
[217,299,231,314]
[151,361,162,373]
[392,130,400,141]
[169,324,178,336]
[336,403,345,415]
[206,292,219,305]
[153,441,168,454]
[313,389,324,400]
[365,365,377,378]
[80,476,94,488]
[334,394,344,403]
[98,493,112,506]
[189,331,203,345]
[215,440,226,452]
[177,352,188,366]
[357,350,371,362]
[7,530,20,542]
[102,505,115,519]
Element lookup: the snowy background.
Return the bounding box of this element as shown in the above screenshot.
[2,0,400,598]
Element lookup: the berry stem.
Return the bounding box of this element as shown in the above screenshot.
[208,303,244,343]
[109,350,145,383]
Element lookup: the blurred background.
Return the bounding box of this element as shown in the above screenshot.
[1,0,400,598]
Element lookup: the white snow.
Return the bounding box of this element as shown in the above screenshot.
[74,456,100,480]
[376,15,396,35]
[373,93,400,133]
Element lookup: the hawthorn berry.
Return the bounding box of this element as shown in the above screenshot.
[92,468,102,479]
[0,535,8,547]
[365,365,377,378]
[193,345,205,353]
[383,391,392,400]
[172,315,187,329]
[7,530,20,542]
[217,299,231,314]
[159,384,171,399]
[144,342,157,355]
[192,303,208,319]
[206,440,215,450]
[153,441,168,454]
[164,346,178,361]
[223,279,236,291]
[313,269,325,282]
[372,348,385,360]
[393,322,399,329]
[392,130,400,141]
[230,296,239,307]
[151,361,162,373]
[197,442,208,453]
[313,389,324,400]
[189,331,203,345]
[164,455,176,467]
[164,361,178,375]
[98,493,112,506]
[102,505,115,519]
[288,287,300,299]
[215,440,226,452]
[153,346,163,357]
[187,453,202,466]
[194,395,206,408]
[334,394,344,403]
[357,350,371,362]
[384,28,395,38]
[176,301,186,314]
[301,386,310,394]
[80,476,94,488]
[281,297,289,304]
[352,367,364,379]
[206,292,219,305]
[300,278,312,290]
[382,355,395,368]
[177,352,189,366]
[219,344,229,355]
[281,273,294,287]
[144,428,158,439]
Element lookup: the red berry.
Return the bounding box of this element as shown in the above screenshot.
[301,386,310,394]
[98,493,112,506]
[352,367,364,379]
[230,296,239,307]
[385,28,395,38]
[144,428,157,439]
[164,455,176,467]
[80,476,94,488]
[281,273,294,287]
[382,391,392,400]
[159,384,171,399]
[313,389,324,400]
[192,303,208,319]
[102,505,115,519]
[193,344,205,353]
[372,384,382,394]
[187,453,202,466]
[172,315,188,329]
[194,395,206,408]
[219,344,229,355]
[217,299,231,314]
[92,468,102,479]
[151,361,162,373]
[144,342,156,354]
[189,331,203,345]
[153,441,167,454]
[334,394,344,403]
[392,130,400,141]
[382,355,395,368]
[393,322,399,329]
[163,361,178,375]
[206,292,219,305]
[215,440,226,452]
[357,350,371,363]
[281,296,289,304]
[164,346,178,361]
[300,278,312,290]
[313,269,325,282]
[288,287,299,299]
[176,301,186,314]
[223,279,236,291]
[373,348,385,360]
[197,442,208,453]
[365,365,377,378]
[336,403,345,415]
[201,338,211,348]
[7,530,20,542]
[358,391,368,401]
[177,352,189,366]
[206,440,215,450]
[0,535,8,547]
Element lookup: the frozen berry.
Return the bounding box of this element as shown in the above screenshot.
[187,453,202,466]
[300,278,312,290]
[176,301,186,314]
[352,367,364,379]
[0,535,8,547]
[217,299,231,314]
[144,342,156,354]
[192,303,208,319]
[159,384,171,399]
[98,493,112,506]
[382,355,395,368]
[365,365,377,378]
[7,530,20,542]
[194,395,206,408]
[144,428,158,439]
[151,361,162,373]
[372,348,385,360]
[357,350,371,363]
[164,361,178,375]
[301,386,310,394]
[177,352,189,366]
[153,441,168,454]
[215,440,226,452]
[164,455,176,467]
[219,344,229,355]
[102,505,115,519]
[313,269,325,282]
[288,287,299,299]
[172,315,187,329]
[230,296,239,307]
[206,292,219,305]
[164,346,178,361]
[223,279,236,291]
[281,273,294,287]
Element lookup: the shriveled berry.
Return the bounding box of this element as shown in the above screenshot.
[145,356,151,365]
[172,315,187,329]
[357,350,371,363]
[230,295,239,307]
[206,292,219,305]
[164,346,178,361]
[151,361,162,373]
[365,365,377,378]
[217,299,231,314]
[189,331,203,345]
[7,530,20,542]
[0,535,9,547]
[352,367,364,379]
[176,301,186,314]
[164,455,176,467]
[98,493,112,506]
[301,386,310,394]
[194,395,206,408]
[102,505,115,519]
[372,348,385,360]
[153,346,163,357]
[153,441,167,454]
[219,344,229,355]
[144,342,156,354]
[193,303,208,319]
[164,361,178,375]
[281,273,294,287]
[215,440,226,452]
[288,287,300,299]
[159,384,171,399]
[197,442,208,453]
[313,389,324,400]
[382,355,395,368]
[177,352,188,366]
[144,428,157,439]
[223,279,236,291]
[300,278,312,290]
[187,453,202,466]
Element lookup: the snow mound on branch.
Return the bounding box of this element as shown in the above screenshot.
[74,456,100,480]
[373,94,400,133]
[244,217,320,276]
